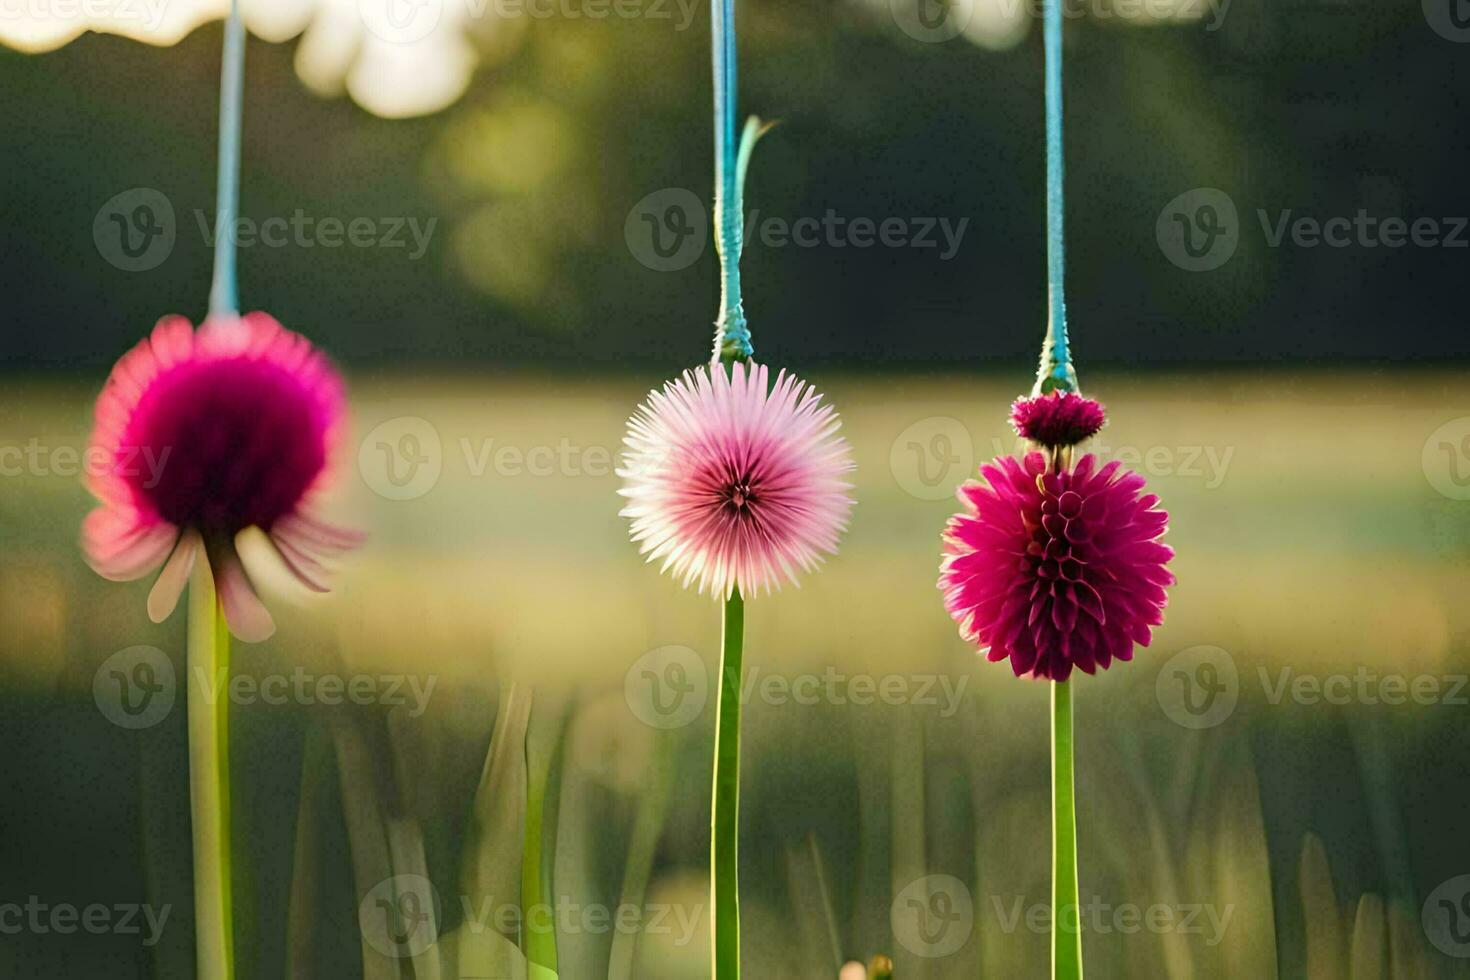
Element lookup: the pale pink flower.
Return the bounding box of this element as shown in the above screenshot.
[618,361,855,598]
[82,312,362,642]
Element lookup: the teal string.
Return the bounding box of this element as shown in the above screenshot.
[710,0,752,365]
[1035,0,1077,395]
[208,0,245,319]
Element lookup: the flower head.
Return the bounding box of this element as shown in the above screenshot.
[83,312,362,641]
[939,451,1173,681]
[618,361,855,598]
[1010,390,1106,447]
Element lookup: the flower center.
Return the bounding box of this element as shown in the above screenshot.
[121,357,330,533]
[725,482,757,512]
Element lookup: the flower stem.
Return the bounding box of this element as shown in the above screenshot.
[1034,0,1077,396]
[1051,679,1082,980]
[710,0,752,365]
[711,589,744,979]
[523,697,560,979]
[187,562,235,980]
[208,0,245,319]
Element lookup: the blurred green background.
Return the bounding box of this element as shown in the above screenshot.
[3,372,1470,977]
[3,0,1470,977]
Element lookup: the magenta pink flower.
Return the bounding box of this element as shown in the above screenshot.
[618,361,855,598]
[83,312,362,642]
[939,451,1173,681]
[1010,391,1106,447]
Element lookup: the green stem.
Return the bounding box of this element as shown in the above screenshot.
[711,590,744,980]
[523,697,560,979]
[187,563,234,979]
[1051,679,1082,979]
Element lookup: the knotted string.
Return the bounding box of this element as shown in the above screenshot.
[710,0,753,365]
[1035,0,1078,395]
[207,0,245,319]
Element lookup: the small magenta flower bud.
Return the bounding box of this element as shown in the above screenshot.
[1009,390,1106,448]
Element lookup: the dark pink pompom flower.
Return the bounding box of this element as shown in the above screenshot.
[1010,391,1106,447]
[83,313,362,641]
[938,451,1173,681]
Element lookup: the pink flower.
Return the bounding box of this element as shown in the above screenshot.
[618,361,855,598]
[83,312,362,642]
[1009,391,1106,447]
[938,451,1173,681]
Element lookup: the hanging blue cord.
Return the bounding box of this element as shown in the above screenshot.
[208,0,245,319]
[711,0,752,364]
[1036,0,1078,394]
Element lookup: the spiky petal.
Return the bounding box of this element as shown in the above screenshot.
[82,312,362,641]
[618,361,855,598]
[939,451,1173,681]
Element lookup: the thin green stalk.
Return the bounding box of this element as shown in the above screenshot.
[523,697,561,979]
[187,563,234,979]
[1051,679,1082,980]
[711,589,745,979]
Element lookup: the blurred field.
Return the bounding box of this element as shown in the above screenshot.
[1,369,1469,978]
